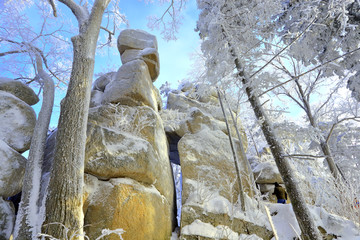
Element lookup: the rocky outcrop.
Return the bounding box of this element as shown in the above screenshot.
[161,85,269,239]
[0,79,38,239]
[90,30,162,111]
[83,29,175,239]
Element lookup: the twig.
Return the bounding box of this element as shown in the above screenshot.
[259,46,360,97]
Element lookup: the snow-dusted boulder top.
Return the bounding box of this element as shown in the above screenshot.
[117,29,158,54]
[0,140,26,197]
[86,104,173,203]
[0,78,39,106]
[0,90,36,152]
[118,29,159,81]
[121,48,159,81]
[102,60,162,111]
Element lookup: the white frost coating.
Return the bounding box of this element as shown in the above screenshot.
[268,203,360,240]
[184,179,271,230]
[0,90,36,151]
[182,219,262,239]
[109,177,165,199]
[0,198,15,239]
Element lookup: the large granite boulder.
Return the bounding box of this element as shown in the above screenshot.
[0,78,39,106]
[84,175,173,240]
[0,140,26,197]
[121,48,159,81]
[178,128,252,205]
[87,104,174,205]
[0,198,14,240]
[102,60,161,111]
[0,90,36,152]
[117,29,158,55]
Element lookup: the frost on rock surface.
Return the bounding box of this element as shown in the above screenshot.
[0,140,26,198]
[80,29,175,239]
[0,198,15,240]
[0,90,36,152]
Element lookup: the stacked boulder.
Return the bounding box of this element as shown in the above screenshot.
[0,78,38,239]
[83,29,175,240]
[162,85,273,239]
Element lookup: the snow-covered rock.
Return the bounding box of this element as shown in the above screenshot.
[85,123,163,190]
[166,90,247,144]
[0,198,15,240]
[0,140,26,197]
[87,104,174,202]
[93,72,116,92]
[84,175,173,240]
[0,78,39,106]
[253,161,283,184]
[117,29,158,55]
[102,60,162,111]
[121,48,159,81]
[0,90,36,152]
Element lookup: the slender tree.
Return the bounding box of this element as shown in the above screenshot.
[13,53,55,240]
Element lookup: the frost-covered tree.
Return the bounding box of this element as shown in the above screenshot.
[1,0,187,239]
[196,0,323,239]
[276,0,360,100]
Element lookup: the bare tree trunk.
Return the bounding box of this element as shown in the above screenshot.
[13,54,55,240]
[222,29,322,239]
[217,87,246,211]
[42,1,110,239]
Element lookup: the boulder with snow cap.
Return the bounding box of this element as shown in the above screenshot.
[0,90,36,152]
[87,104,174,203]
[102,60,161,111]
[0,78,39,106]
[0,140,26,198]
[121,48,160,81]
[117,29,158,55]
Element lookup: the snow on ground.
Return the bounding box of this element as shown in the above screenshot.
[268,203,360,240]
[181,219,262,240]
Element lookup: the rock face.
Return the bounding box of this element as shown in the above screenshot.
[84,175,173,240]
[0,140,26,198]
[0,90,37,152]
[0,79,37,239]
[0,78,39,106]
[83,29,175,239]
[162,85,270,239]
[90,29,162,111]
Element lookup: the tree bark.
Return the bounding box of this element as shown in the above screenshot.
[223,29,322,239]
[13,55,55,240]
[42,1,110,239]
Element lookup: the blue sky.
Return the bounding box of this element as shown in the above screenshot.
[26,0,200,128]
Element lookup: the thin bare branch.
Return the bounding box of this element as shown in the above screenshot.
[258,46,360,97]
[326,117,360,144]
[249,17,319,79]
